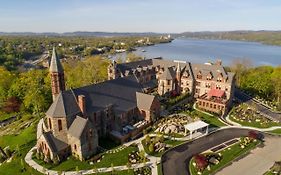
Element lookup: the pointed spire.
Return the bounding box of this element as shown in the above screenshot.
[50,47,63,73]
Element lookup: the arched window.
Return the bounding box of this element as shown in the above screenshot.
[49,118,52,129]
[58,119,62,131]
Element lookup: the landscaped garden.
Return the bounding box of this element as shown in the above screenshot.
[32,144,140,171]
[263,161,281,175]
[189,131,262,175]
[153,113,197,137]
[141,135,184,157]
[229,104,280,128]
[181,108,226,128]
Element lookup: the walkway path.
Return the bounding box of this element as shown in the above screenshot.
[217,135,281,175]
[25,146,153,175]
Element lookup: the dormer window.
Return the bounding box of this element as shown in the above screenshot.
[216,84,222,90]
[197,71,202,79]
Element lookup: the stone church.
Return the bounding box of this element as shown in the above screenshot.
[36,48,160,161]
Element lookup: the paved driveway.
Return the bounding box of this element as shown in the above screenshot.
[161,128,253,175]
[217,136,281,175]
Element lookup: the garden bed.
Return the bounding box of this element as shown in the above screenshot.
[32,145,139,171]
[229,104,280,128]
[189,137,261,175]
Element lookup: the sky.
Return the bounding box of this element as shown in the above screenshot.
[0,0,281,33]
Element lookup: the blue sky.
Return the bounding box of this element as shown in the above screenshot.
[0,0,281,33]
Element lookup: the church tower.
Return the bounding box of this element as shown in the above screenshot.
[50,47,65,101]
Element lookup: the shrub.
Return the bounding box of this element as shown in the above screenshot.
[145,136,151,145]
[53,155,60,165]
[35,152,40,160]
[148,144,154,153]
[194,154,208,171]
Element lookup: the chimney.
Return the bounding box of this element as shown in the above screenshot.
[78,95,86,115]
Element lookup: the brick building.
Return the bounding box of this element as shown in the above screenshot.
[108,58,235,114]
[37,48,160,161]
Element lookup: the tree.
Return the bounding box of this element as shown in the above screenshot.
[126,53,143,63]
[271,67,281,109]
[145,136,151,145]
[0,66,15,104]
[2,97,21,113]
[8,69,52,113]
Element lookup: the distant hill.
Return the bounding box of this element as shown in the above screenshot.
[0,31,166,37]
[175,30,281,46]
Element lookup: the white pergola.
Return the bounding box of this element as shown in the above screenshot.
[184,120,209,139]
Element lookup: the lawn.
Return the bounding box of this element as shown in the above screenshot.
[94,145,138,168]
[268,129,281,135]
[0,121,42,175]
[0,123,37,149]
[157,163,163,175]
[94,169,134,175]
[229,115,280,128]
[181,109,226,128]
[164,139,185,146]
[34,145,139,171]
[189,138,260,175]
[142,138,185,157]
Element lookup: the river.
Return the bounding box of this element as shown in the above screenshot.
[114,38,281,66]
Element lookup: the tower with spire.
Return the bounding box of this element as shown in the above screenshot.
[50,47,65,101]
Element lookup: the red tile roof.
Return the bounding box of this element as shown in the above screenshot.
[208,89,225,98]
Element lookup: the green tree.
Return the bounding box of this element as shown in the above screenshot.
[126,53,143,63]
[0,66,15,105]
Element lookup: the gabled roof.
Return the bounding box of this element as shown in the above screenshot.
[159,67,176,80]
[136,92,156,110]
[68,116,88,139]
[71,75,144,115]
[208,89,225,98]
[50,47,64,73]
[42,132,68,153]
[46,91,81,118]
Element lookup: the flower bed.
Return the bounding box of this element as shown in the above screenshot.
[189,135,261,175]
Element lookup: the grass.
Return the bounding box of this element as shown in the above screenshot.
[181,109,226,128]
[189,138,260,175]
[34,145,139,171]
[93,169,134,175]
[0,123,37,149]
[0,112,18,121]
[94,145,138,168]
[164,139,185,146]
[142,138,185,157]
[229,115,280,128]
[0,119,43,175]
[157,163,163,175]
[268,129,281,135]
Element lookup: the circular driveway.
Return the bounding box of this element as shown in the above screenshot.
[161,128,261,175]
